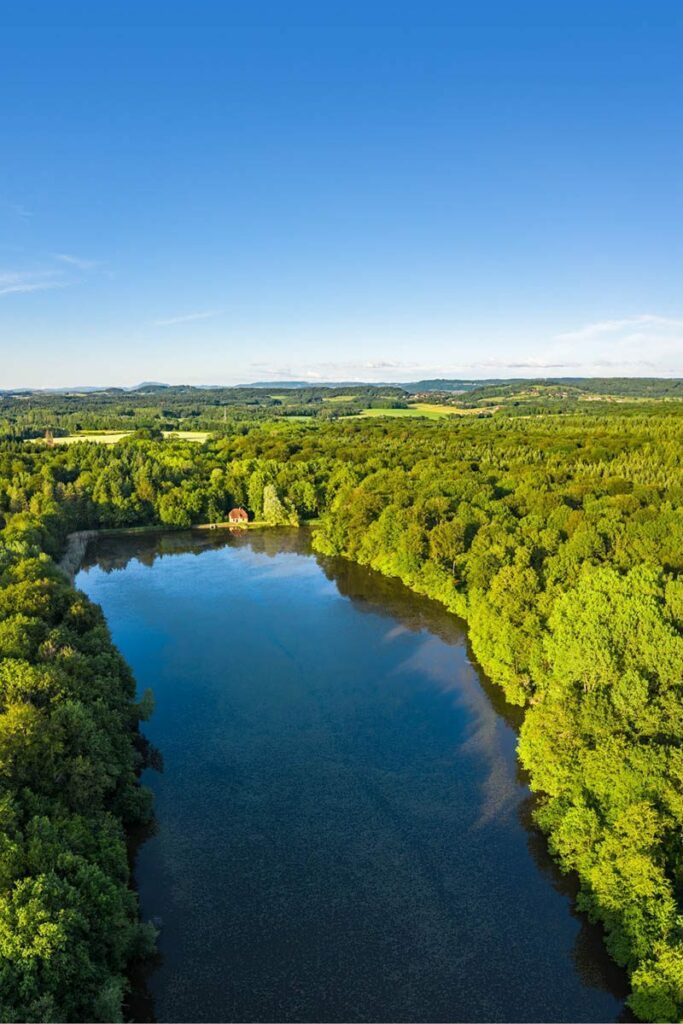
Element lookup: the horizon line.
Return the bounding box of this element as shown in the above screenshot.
[2,372,683,393]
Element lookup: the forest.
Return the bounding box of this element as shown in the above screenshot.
[0,384,409,437]
[0,401,681,1021]
[1,377,681,439]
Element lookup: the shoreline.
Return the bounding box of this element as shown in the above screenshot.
[57,520,314,581]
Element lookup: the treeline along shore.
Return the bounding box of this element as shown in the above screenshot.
[0,405,682,1021]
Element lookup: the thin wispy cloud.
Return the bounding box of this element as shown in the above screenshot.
[0,254,100,299]
[51,252,101,271]
[549,313,683,374]
[554,314,683,344]
[0,270,66,297]
[154,310,221,327]
[2,201,34,219]
[251,362,572,382]
[251,357,581,377]
[251,358,423,372]
[249,359,426,381]
[588,358,658,369]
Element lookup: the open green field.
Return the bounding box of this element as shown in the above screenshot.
[50,430,210,445]
[162,430,211,442]
[355,403,495,419]
[52,432,131,445]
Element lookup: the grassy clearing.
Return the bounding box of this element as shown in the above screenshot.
[412,402,497,416]
[50,430,210,445]
[355,407,436,419]
[52,432,131,445]
[161,430,210,442]
[354,403,496,419]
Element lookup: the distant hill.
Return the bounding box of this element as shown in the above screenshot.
[250,379,501,391]
[248,380,372,389]
[3,377,681,400]
[402,379,502,393]
[454,377,683,400]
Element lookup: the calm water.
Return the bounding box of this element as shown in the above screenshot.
[77,529,627,1023]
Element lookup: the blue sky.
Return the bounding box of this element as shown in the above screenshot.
[1,1,682,386]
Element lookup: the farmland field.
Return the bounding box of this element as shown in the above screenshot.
[355,403,495,419]
[49,430,210,445]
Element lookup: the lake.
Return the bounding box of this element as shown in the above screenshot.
[76,528,627,1023]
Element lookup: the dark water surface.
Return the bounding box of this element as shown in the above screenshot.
[77,528,627,1023]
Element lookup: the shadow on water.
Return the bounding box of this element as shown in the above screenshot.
[313,548,632,1014]
[519,797,635,1021]
[81,527,630,1022]
[124,814,162,1024]
[316,550,525,731]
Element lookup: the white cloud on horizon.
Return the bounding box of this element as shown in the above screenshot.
[547,313,683,375]
[2,302,681,384]
[247,359,651,382]
[247,313,683,381]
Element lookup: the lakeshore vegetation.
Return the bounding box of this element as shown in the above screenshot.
[0,388,681,1021]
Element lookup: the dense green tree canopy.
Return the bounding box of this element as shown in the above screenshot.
[0,405,681,1020]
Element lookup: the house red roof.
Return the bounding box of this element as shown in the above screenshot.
[228,507,249,523]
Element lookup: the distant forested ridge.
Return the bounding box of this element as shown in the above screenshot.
[404,376,683,397]
[0,383,409,436]
[0,402,682,1020]
[1,378,681,439]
